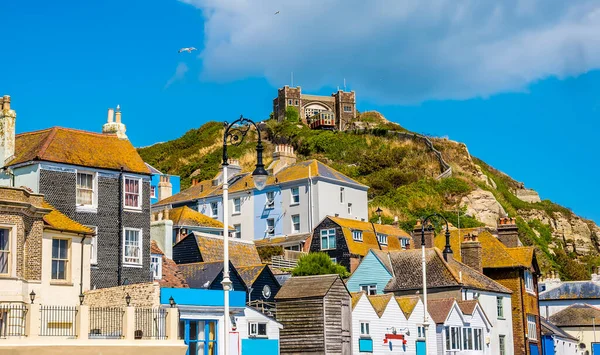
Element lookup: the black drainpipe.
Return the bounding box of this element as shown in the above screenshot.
[117,167,124,286]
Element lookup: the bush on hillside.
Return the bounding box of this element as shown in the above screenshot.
[292,252,350,278]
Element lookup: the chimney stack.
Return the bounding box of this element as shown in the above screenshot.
[461,233,483,273]
[158,175,173,201]
[102,104,127,139]
[497,217,521,248]
[150,207,174,259]
[267,144,297,175]
[0,95,16,168]
[412,220,435,248]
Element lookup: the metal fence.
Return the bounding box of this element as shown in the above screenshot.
[89,307,124,339]
[0,303,27,337]
[39,305,78,337]
[134,308,167,340]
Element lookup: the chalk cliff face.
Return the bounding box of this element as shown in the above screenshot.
[139,113,599,279]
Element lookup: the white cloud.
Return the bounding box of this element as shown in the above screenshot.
[164,62,190,89]
[181,0,600,103]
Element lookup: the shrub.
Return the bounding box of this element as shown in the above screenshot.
[292,252,350,278]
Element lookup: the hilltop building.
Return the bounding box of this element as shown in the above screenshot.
[154,144,368,241]
[538,269,600,319]
[273,86,357,130]
[0,96,152,289]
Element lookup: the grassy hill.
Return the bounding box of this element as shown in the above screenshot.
[139,113,600,280]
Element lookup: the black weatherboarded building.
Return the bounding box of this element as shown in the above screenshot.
[0,103,152,289]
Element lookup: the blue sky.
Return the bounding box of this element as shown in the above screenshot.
[2,0,599,223]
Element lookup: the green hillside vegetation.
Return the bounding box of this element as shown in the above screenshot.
[138,114,599,280]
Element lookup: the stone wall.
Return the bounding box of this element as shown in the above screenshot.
[84,282,160,308]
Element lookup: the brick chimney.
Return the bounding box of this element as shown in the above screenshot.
[461,233,483,273]
[412,220,434,248]
[0,95,16,168]
[102,105,127,139]
[150,207,173,259]
[267,144,297,175]
[497,217,521,248]
[157,175,172,201]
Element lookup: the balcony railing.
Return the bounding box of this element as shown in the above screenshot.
[272,250,307,269]
[0,303,27,338]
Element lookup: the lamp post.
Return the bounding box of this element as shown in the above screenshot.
[375,207,383,224]
[419,213,451,355]
[29,290,36,304]
[222,116,268,355]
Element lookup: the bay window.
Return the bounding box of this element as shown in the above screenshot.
[445,326,461,351]
[0,229,10,275]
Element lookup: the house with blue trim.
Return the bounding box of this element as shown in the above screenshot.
[146,163,181,205]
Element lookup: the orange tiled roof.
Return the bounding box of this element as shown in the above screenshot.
[42,202,95,235]
[395,296,419,319]
[457,300,479,315]
[154,159,366,206]
[329,216,408,257]
[428,298,456,324]
[170,206,226,229]
[434,229,533,269]
[10,127,149,174]
[149,241,188,288]
[189,232,262,267]
[367,293,393,317]
[150,240,163,255]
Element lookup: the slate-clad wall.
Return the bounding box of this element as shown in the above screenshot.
[39,167,152,289]
[310,218,351,271]
[172,234,202,264]
[249,268,281,303]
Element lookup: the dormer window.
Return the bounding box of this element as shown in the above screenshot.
[400,238,409,249]
[377,233,388,245]
[352,230,363,241]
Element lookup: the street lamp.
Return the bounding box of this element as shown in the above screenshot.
[222,115,268,354]
[419,213,451,355]
[29,290,36,304]
[169,296,176,308]
[375,207,383,224]
[79,293,85,306]
[125,293,131,307]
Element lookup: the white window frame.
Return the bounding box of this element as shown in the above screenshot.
[497,296,504,319]
[474,328,483,350]
[151,253,162,280]
[290,187,300,205]
[352,230,363,241]
[320,228,336,250]
[527,314,537,340]
[233,224,242,239]
[123,176,143,210]
[462,327,473,350]
[499,335,506,355]
[210,202,219,217]
[291,214,300,234]
[51,238,70,281]
[360,321,370,337]
[0,227,14,277]
[417,326,425,339]
[150,185,157,199]
[347,203,352,215]
[330,257,337,264]
[123,228,143,267]
[344,105,352,112]
[248,322,268,338]
[233,197,241,214]
[525,270,535,294]
[377,233,388,245]
[445,326,461,351]
[287,99,292,105]
[265,191,275,209]
[400,238,409,249]
[360,284,377,295]
[76,170,97,211]
[340,187,345,203]
[85,226,98,265]
[266,218,275,237]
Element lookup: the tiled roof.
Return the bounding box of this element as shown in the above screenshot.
[383,249,512,294]
[540,281,600,300]
[367,293,394,317]
[328,216,407,257]
[42,202,95,235]
[457,300,478,315]
[541,318,578,341]
[169,206,226,229]
[351,292,364,309]
[190,232,262,267]
[254,233,311,248]
[428,298,456,324]
[236,265,266,286]
[154,159,366,207]
[11,127,149,174]
[395,296,419,319]
[177,261,227,289]
[149,241,188,288]
[549,303,600,327]
[275,274,342,300]
[434,229,533,269]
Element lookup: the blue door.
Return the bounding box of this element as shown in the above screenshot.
[180,319,218,355]
[416,340,426,355]
[593,343,600,355]
[529,342,540,355]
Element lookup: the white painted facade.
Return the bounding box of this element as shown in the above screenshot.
[434,301,492,355]
[233,306,283,340]
[559,327,597,355]
[351,293,437,355]
[463,290,514,355]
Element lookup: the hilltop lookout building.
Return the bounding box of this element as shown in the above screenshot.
[273,86,356,130]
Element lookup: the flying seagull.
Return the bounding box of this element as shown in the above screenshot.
[274,11,280,15]
[178,47,197,53]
